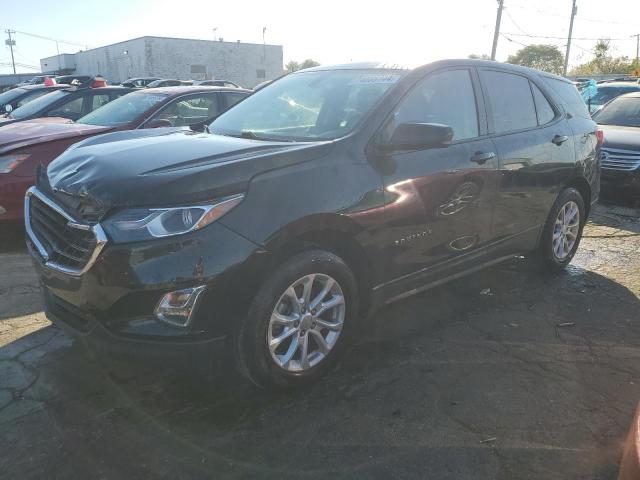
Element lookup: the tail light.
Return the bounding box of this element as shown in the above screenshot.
[43,77,56,86]
[91,77,107,88]
[595,127,604,147]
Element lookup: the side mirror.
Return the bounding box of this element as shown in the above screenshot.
[381,122,454,152]
[145,118,173,129]
[4,104,12,113]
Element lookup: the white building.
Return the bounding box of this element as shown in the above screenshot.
[40,36,283,88]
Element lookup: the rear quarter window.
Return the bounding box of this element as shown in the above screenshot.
[543,77,590,119]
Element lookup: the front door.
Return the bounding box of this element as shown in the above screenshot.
[375,67,500,300]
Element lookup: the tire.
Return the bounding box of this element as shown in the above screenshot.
[234,250,358,389]
[537,187,586,272]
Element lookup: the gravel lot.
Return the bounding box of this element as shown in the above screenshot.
[1,202,639,479]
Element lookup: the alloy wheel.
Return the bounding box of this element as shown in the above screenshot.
[267,274,345,372]
[552,200,580,260]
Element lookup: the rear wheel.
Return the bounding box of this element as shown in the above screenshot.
[537,187,586,272]
[235,250,358,389]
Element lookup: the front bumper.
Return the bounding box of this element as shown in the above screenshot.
[29,215,268,365]
[0,173,33,222]
[44,288,228,369]
[600,168,640,198]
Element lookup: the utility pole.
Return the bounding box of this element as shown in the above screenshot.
[5,30,16,74]
[491,0,504,61]
[632,33,640,76]
[563,0,578,76]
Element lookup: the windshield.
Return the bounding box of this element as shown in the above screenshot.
[210,69,404,141]
[0,88,28,106]
[78,92,169,126]
[594,96,640,127]
[9,90,69,119]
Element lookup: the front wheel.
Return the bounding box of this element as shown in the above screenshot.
[537,187,586,272]
[235,250,358,389]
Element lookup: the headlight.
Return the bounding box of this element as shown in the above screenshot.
[102,194,244,243]
[0,154,30,174]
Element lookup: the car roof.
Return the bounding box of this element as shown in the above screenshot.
[141,86,252,95]
[597,82,640,89]
[20,84,70,91]
[298,59,572,83]
[616,91,640,99]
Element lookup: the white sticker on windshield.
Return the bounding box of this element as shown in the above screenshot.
[348,74,402,86]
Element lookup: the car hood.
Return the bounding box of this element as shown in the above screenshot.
[0,118,112,154]
[44,128,333,215]
[600,124,640,151]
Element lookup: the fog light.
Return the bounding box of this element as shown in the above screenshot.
[154,285,206,328]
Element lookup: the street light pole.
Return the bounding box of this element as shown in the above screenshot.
[563,0,578,76]
[491,0,504,61]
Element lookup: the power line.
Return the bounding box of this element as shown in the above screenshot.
[504,8,531,36]
[502,31,635,41]
[10,29,88,50]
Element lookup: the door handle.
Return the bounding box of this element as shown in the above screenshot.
[470,151,496,165]
[552,135,569,146]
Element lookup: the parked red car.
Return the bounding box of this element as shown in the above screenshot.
[0,86,250,224]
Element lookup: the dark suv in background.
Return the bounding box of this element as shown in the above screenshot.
[593,91,640,202]
[26,60,600,389]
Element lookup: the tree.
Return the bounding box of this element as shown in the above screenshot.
[468,54,491,60]
[507,44,564,75]
[285,59,320,73]
[569,39,633,76]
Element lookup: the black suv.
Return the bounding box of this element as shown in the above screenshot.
[592,91,640,202]
[26,60,600,388]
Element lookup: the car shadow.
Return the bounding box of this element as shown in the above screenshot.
[2,256,640,479]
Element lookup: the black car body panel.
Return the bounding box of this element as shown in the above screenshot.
[27,60,599,365]
[46,128,334,211]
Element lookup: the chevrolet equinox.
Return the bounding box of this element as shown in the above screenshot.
[26,60,601,388]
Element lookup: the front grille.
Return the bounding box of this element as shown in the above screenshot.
[25,188,107,275]
[600,148,640,171]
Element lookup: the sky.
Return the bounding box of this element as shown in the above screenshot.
[2,0,640,75]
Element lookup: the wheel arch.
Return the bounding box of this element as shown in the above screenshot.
[264,213,376,317]
[565,176,592,217]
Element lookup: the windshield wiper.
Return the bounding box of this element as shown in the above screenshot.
[220,130,295,142]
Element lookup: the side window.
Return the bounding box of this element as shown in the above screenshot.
[530,82,555,125]
[481,70,537,133]
[150,94,218,127]
[222,92,247,110]
[47,96,84,119]
[90,94,111,111]
[543,77,591,119]
[16,90,50,107]
[385,69,479,142]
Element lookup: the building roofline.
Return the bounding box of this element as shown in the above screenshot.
[57,35,282,56]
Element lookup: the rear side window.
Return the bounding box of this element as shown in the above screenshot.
[223,92,248,109]
[543,77,590,119]
[531,83,555,125]
[481,70,537,134]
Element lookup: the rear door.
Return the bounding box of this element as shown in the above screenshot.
[479,68,574,254]
[377,67,501,298]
